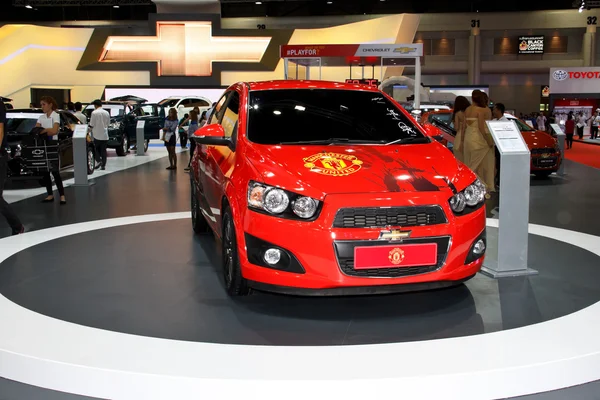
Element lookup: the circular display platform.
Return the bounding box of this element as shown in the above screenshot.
[1,218,599,346]
[1,213,600,400]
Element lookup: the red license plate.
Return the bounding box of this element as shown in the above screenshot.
[353,243,438,270]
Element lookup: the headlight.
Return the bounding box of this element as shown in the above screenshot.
[109,121,121,130]
[14,144,21,157]
[248,181,321,220]
[449,178,486,214]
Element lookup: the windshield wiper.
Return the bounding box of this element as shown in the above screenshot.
[282,138,386,145]
[385,136,430,145]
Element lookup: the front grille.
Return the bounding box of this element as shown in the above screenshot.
[530,147,555,155]
[333,206,446,229]
[334,236,451,278]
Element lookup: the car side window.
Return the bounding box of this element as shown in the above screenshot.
[189,98,210,108]
[221,92,240,140]
[210,93,230,125]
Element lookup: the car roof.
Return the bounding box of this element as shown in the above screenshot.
[7,109,72,118]
[247,80,380,92]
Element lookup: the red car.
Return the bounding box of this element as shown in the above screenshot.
[422,110,562,178]
[190,80,487,296]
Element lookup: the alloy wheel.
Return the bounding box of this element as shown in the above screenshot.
[87,149,94,173]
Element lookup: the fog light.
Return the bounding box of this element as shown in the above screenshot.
[473,239,486,255]
[263,248,282,265]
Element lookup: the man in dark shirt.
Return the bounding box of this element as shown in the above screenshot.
[0,99,24,235]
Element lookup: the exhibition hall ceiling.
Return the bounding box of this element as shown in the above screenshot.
[4,0,577,22]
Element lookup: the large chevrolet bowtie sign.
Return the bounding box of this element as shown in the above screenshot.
[100,21,272,76]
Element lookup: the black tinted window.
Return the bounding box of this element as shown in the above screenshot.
[222,92,240,139]
[6,117,37,133]
[247,89,427,145]
[428,113,452,124]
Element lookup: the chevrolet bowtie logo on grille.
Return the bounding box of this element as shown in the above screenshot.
[379,229,411,241]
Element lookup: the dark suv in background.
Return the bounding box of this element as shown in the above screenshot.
[83,98,164,156]
[3,109,96,180]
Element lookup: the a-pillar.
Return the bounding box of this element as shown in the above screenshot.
[583,25,597,67]
[468,27,482,85]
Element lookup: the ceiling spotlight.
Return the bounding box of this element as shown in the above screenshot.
[113,4,119,8]
[255,1,262,4]
[327,1,333,3]
[25,4,32,8]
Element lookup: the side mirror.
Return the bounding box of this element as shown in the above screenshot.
[191,124,233,150]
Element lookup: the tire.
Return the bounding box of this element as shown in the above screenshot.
[87,148,95,175]
[115,135,127,157]
[534,171,553,178]
[190,178,210,234]
[222,207,250,296]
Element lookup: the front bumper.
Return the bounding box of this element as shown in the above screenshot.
[530,152,562,171]
[238,192,486,291]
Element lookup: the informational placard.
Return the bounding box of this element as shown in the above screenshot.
[136,120,145,129]
[550,123,565,135]
[73,124,88,139]
[518,36,544,54]
[486,120,530,154]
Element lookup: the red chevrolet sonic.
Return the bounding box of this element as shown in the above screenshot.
[190,80,487,296]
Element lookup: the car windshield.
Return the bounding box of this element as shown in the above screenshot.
[5,115,39,134]
[247,89,428,145]
[428,113,453,125]
[84,104,124,118]
[508,116,535,132]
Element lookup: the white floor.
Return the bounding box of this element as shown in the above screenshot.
[4,143,186,204]
[0,216,599,400]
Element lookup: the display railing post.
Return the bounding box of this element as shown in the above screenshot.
[480,120,538,278]
[136,120,146,156]
[72,124,94,187]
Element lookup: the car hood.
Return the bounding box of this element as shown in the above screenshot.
[245,142,472,199]
[521,130,557,149]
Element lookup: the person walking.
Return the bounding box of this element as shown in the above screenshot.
[451,96,470,163]
[163,108,179,170]
[565,113,575,149]
[464,90,495,195]
[536,112,547,132]
[89,99,110,170]
[591,109,600,140]
[36,96,67,204]
[576,112,587,139]
[0,100,24,235]
[73,102,87,124]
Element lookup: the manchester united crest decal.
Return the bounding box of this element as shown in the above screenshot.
[303,152,363,177]
[388,248,405,265]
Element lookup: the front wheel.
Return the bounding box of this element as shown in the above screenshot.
[222,207,250,296]
[115,135,127,157]
[87,148,95,175]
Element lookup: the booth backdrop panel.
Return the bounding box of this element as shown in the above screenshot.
[220,14,421,85]
[0,25,149,108]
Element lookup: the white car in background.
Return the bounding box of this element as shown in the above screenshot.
[159,96,212,120]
